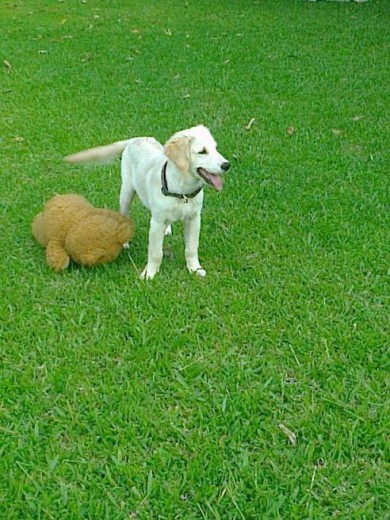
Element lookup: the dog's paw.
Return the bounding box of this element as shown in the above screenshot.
[122,242,130,249]
[165,225,172,236]
[188,267,207,277]
[140,266,157,280]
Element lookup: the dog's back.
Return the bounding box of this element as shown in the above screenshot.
[121,137,163,168]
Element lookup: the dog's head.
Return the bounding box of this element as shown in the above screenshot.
[164,125,230,191]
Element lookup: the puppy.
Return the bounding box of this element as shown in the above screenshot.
[65,125,230,279]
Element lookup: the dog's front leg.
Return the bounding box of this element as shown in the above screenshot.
[141,217,166,280]
[183,214,206,277]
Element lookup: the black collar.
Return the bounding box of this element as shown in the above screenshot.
[161,162,203,203]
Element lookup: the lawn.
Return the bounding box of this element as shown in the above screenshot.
[1,0,389,518]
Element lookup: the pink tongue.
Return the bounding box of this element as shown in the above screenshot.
[209,173,223,191]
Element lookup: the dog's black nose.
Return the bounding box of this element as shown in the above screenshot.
[221,161,230,172]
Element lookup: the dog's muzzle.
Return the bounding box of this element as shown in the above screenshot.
[197,163,230,192]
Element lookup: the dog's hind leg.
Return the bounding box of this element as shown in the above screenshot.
[119,178,135,216]
[119,150,136,216]
[120,160,136,249]
[120,180,135,249]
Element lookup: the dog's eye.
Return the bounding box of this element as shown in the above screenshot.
[198,148,208,155]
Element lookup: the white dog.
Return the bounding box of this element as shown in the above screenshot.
[65,125,230,279]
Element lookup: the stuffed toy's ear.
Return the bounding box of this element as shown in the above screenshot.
[164,136,193,173]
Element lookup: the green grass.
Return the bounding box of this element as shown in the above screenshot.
[1,0,389,518]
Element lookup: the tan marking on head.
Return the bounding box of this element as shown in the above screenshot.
[164,136,193,173]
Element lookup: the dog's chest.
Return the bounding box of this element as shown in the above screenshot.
[166,198,202,223]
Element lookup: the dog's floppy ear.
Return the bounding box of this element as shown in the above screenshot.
[165,136,193,173]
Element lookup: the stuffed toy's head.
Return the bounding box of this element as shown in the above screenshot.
[32,194,134,271]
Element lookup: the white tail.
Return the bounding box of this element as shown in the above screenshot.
[64,139,130,166]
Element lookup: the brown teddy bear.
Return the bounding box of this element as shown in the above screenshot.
[32,194,134,271]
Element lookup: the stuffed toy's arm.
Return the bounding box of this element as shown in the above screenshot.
[46,239,70,271]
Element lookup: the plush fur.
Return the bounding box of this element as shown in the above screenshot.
[32,194,134,271]
[65,125,230,279]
